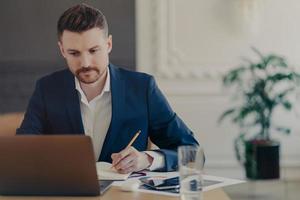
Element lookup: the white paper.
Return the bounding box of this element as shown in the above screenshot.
[112,171,245,197]
[96,162,131,180]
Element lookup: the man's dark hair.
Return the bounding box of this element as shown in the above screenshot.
[57,3,108,40]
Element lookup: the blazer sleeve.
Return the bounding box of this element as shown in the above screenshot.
[16,80,46,134]
[147,76,199,171]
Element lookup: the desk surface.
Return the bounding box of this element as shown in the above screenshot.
[0,186,231,200]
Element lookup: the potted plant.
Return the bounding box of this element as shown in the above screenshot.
[219,48,300,179]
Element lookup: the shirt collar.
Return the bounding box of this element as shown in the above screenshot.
[75,67,111,102]
[102,67,110,93]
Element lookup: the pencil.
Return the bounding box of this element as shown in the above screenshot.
[126,130,141,148]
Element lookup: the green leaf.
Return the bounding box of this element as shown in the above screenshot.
[218,108,236,123]
[281,101,292,110]
[251,47,264,61]
[274,87,294,102]
[275,127,291,135]
[223,67,246,86]
[264,55,288,68]
[266,73,293,83]
[250,63,266,70]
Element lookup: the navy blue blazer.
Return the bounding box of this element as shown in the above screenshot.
[17,64,199,171]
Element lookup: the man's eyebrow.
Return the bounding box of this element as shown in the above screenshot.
[89,45,100,50]
[66,49,80,52]
[66,45,100,52]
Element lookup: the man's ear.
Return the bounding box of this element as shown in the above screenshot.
[58,41,66,58]
[107,34,112,54]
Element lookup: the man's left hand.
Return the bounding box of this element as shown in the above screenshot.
[111,147,153,174]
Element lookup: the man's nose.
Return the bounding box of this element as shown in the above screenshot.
[80,54,91,68]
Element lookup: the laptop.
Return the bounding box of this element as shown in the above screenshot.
[0,135,113,196]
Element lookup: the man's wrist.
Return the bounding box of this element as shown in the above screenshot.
[143,151,165,171]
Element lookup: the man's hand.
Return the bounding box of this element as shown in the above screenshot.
[111,147,153,174]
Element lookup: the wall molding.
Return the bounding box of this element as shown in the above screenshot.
[136,0,228,80]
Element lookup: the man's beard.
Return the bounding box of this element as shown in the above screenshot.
[75,67,101,84]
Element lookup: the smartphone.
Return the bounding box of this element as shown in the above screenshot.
[140,176,180,190]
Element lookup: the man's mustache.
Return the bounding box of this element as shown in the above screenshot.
[76,67,99,75]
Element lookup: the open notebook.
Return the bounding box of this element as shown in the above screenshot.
[96,162,131,180]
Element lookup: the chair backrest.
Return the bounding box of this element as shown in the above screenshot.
[0,112,24,136]
[0,113,161,150]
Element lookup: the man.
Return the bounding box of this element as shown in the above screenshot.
[17,3,199,173]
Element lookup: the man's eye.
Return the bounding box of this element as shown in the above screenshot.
[89,49,98,54]
[69,52,79,56]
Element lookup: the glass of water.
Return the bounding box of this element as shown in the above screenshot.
[178,145,204,200]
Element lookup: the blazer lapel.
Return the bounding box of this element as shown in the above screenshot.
[99,64,125,161]
[64,70,85,134]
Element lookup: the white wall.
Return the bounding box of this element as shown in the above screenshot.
[136,0,300,179]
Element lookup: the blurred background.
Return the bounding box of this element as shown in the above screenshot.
[0,0,300,199]
[0,0,135,113]
[137,0,300,180]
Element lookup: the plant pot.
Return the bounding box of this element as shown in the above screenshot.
[244,140,280,180]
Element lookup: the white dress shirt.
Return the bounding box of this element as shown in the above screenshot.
[75,68,164,171]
